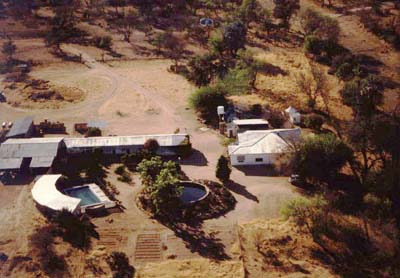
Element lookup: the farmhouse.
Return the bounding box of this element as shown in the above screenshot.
[63,134,191,156]
[228,128,301,166]
[0,137,65,173]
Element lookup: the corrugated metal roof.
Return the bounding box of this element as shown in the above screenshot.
[64,134,190,149]
[237,128,301,143]
[228,133,289,155]
[30,156,56,168]
[232,119,269,126]
[6,116,34,138]
[0,158,23,170]
[0,137,63,158]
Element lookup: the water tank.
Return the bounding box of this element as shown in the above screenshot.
[217,106,225,115]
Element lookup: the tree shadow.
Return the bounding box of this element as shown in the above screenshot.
[258,63,288,76]
[224,180,259,203]
[179,149,208,166]
[234,165,279,177]
[0,173,35,186]
[159,218,231,260]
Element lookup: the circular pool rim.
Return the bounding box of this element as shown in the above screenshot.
[178,181,210,205]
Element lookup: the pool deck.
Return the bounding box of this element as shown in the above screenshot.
[65,184,116,211]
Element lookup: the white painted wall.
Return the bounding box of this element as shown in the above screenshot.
[230,153,281,166]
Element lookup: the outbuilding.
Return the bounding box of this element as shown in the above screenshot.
[5,116,34,139]
[226,119,269,138]
[0,137,65,173]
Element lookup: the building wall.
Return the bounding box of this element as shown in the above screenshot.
[230,153,281,166]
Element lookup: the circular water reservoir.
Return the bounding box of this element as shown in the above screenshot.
[179,181,209,205]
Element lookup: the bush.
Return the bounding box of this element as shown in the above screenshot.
[94,36,112,49]
[304,35,324,55]
[335,62,354,80]
[106,252,135,278]
[281,195,327,234]
[304,114,324,130]
[216,155,231,183]
[115,165,126,175]
[189,85,228,126]
[86,127,101,137]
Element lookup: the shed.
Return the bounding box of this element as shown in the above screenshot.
[227,119,269,138]
[6,116,34,139]
[0,137,64,171]
[285,106,301,124]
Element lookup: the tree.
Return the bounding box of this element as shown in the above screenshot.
[137,156,164,184]
[118,10,139,42]
[143,138,160,155]
[222,21,247,56]
[273,0,300,28]
[189,85,228,126]
[293,134,353,183]
[304,114,324,130]
[150,167,183,214]
[300,8,340,42]
[237,0,260,26]
[86,127,102,137]
[216,155,231,183]
[45,1,80,51]
[187,54,217,86]
[295,63,328,110]
[340,75,384,117]
[2,39,17,62]
[107,252,135,278]
[53,209,97,250]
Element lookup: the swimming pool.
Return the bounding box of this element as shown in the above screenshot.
[64,186,101,207]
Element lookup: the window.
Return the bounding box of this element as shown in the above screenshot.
[237,156,245,163]
[255,158,263,162]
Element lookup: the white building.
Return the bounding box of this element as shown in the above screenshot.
[285,106,301,125]
[63,134,191,156]
[226,119,269,138]
[228,128,301,166]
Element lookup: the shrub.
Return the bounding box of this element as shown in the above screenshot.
[304,114,324,130]
[189,85,228,126]
[304,35,323,55]
[106,252,135,278]
[281,195,327,234]
[216,155,231,183]
[86,127,101,137]
[94,36,112,50]
[335,62,354,80]
[115,165,126,175]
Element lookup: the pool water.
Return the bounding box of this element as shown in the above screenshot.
[180,184,207,204]
[64,186,101,207]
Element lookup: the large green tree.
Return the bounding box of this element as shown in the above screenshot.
[293,134,353,183]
